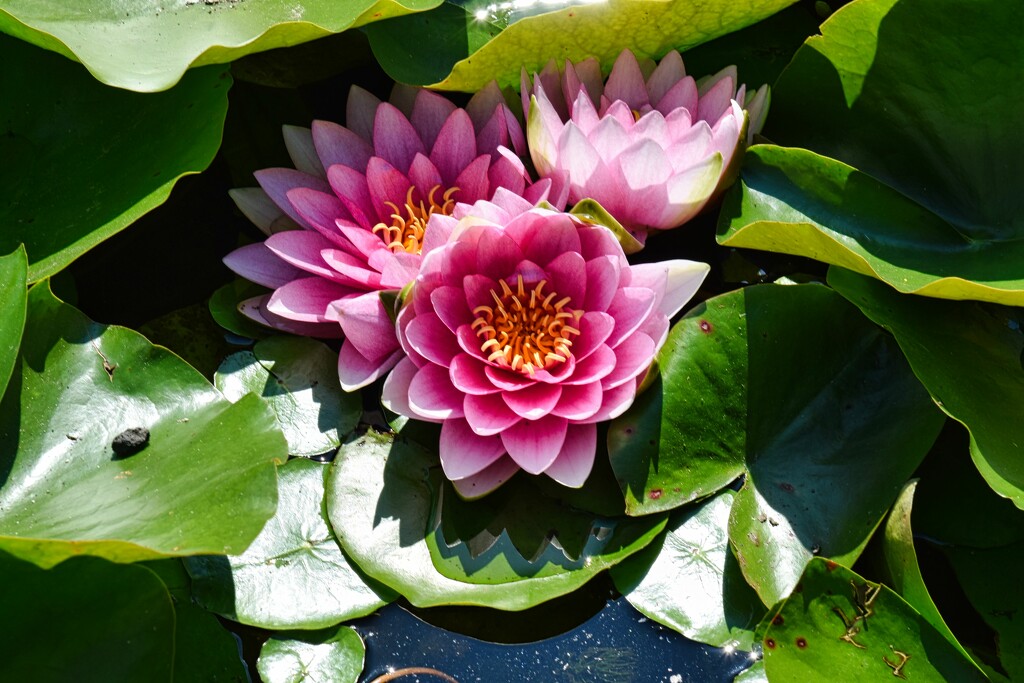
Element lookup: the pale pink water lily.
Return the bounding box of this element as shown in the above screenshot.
[523,49,769,238]
[224,84,562,390]
[381,190,709,498]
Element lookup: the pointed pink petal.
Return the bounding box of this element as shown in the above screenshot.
[265,231,344,281]
[605,287,657,347]
[381,356,419,418]
[506,210,582,270]
[550,382,603,421]
[331,291,400,362]
[379,251,421,289]
[431,285,473,332]
[664,120,713,173]
[451,455,520,499]
[365,157,414,225]
[604,332,656,389]
[484,364,534,391]
[321,249,383,288]
[230,187,296,236]
[431,108,477,186]
[697,72,736,124]
[582,256,621,312]
[374,103,427,173]
[327,164,376,229]
[570,311,615,362]
[406,153,444,195]
[285,188,350,247]
[542,423,597,487]
[561,344,616,386]
[440,418,506,480]
[569,90,601,136]
[543,250,587,309]
[422,213,457,255]
[283,125,325,178]
[617,139,673,191]
[404,312,461,367]
[586,115,634,163]
[223,243,301,289]
[450,354,502,395]
[488,152,528,198]
[656,76,698,117]
[266,277,354,322]
[604,49,650,111]
[466,81,506,131]
[255,168,332,231]
[628,260,709,319]
[411,88,458,150]
[500,414,568,474]
[346,85,381,142]
[408,364,465,420]
[239,294,342,338]
[338,343,402,392]
[452,155,492,204]
[312,120,374,173]
[464,392,522,436]
[589,380,638,421]
[646,50,686,105]
[476,228,523,279]
[501,382,562,421]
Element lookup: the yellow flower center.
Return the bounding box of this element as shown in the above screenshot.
[471,275,583,376]
[372,185,458,254]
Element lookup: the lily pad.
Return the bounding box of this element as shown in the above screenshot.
[0,245,27,398]
[209,279,272,340]
[611,490,765,649]
[767,0,1024,244]
[0,283,284,568]
[327,431,665,610]
[173,601,249,683]
[0,35,230,282]
[216,336,361,457]
[257,625,365,683]
[829,267,1024,509]
[761,558,986,682]
[0,551,175,681]
[0,0,443,92]
[366,0,798,90]
[717,145,1024,305]
[608,283,944,605]
[187,457,394,630]
[882,480,981,669]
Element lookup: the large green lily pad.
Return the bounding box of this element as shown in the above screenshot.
[216,336,361,457]
[0,551,176,681]
[761,558,986,682]
[829,267,1024,509]
[611,490,765,649]
[718,146,1024,305]
[187,457,394,630]
[0,245,27,398]
[0,35,229,282]
[608,284,943,605]
[367,0,798,90]
[0,283,284,568]
[0,0,442,92]
[327,430,665,610]
[766,0,1023,244]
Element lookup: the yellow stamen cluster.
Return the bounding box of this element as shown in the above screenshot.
[471,275,583,376]
[372,185,458,254]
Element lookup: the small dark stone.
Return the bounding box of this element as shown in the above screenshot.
[112,427,150,458]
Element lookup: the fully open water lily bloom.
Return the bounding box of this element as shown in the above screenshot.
[224,84,561,390]
[382,189,709,498]
[524,49,768,239]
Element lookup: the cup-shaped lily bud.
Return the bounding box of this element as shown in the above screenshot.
[523,49,769,239]
[224,83,562,390]
[382,189,709,498]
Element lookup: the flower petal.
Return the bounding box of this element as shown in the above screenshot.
[266,277,354,322]
[645,50,686,106]
[450,354,502,395]
[312,120,374,173]
[404,312,462,367]
[603,331,656,389]
[606,286,657,347]
[464,392,522,436]
[373,102,427,173]
[409,364,465,420]
[330,291,400,362]
[346,85,381,142]
[550,382,603,421]
[431,108,477,187]
[411,88,458,150]
[338,342,402,392]
[451,455,520,500]
[440,418,506,480]
[542,423,597,488]
[282,125,326,178]
[240,294,342,338]
[500,414,568,474]
[223,243,301,289]
[604,49,650,111]
[254,168,332,231]
[629,260,709,319]
[501,382,562,421]
[381,356,419,417]
[230,188,296,236]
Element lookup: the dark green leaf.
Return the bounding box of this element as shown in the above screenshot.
[0,245,27,399]
[257,625,365,683]
[0,551,175,682]
[611,490,765,649]
[829,267,1024,508]
[209,278,272,340]
[609,284,943,605]
[0,0,443,92]
[187,457,394,630]
[0,35,229,282]
[173,601,248,683]
[762,558,986,682]
[138,303,239,380]
[327,431,664,610]
[718,145,1024,304]
[0,283,284,568]
[767,0,1024,243]
[216,336,360,457]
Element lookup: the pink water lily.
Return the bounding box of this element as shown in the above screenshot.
[523,49,768,239]
[381,190,709,498]
[224,84,561,390]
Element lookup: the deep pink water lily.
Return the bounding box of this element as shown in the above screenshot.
[523,49,768,239]
[224,84,561,390]
[382,190,709,498]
